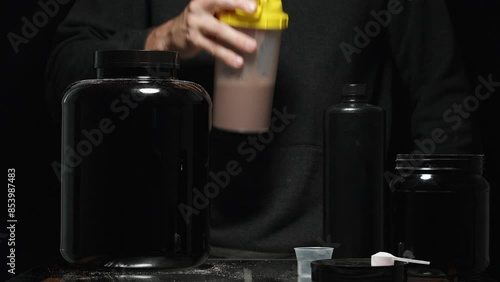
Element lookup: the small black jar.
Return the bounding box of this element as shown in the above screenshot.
[60,50,211,268]
[311,259,407,282]
[389,154,489,279]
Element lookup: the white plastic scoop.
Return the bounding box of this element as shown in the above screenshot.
[371,251,430,266]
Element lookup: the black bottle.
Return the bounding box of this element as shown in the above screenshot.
[60,50,211,268]
[323,83,385,258]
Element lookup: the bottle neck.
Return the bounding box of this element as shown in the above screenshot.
[96,67,177,79]
[341,98,368,103]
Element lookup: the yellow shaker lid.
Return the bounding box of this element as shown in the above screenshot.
[218,0,289,30]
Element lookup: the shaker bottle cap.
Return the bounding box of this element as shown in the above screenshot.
[218,0,289,30]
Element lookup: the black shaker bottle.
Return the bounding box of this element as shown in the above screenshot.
[323,83,385,258]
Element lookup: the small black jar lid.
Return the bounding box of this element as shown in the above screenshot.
[395,154,484,173]
[94,50,179,69]
[311,258,406,282]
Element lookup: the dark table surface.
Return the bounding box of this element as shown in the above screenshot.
[8,258,499,282]
[7,258,303,282]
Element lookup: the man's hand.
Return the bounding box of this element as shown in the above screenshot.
[145,0,258,68]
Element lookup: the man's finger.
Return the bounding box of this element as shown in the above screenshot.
[200,0,256,14]
[191,31,244,68]
[195,14,256,54]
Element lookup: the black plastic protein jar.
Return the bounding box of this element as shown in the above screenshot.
[60,50,211,268]
[389,154,489,280]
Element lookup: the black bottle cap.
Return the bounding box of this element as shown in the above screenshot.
[342,83,367,101]
[94,50,179,69]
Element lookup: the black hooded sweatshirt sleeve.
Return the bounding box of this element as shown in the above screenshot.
[44,0,152,120]
[387,0,480,153]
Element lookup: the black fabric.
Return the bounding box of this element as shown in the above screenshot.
[45,0,481,257]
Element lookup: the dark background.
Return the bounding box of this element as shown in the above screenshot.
[1,0,499,281]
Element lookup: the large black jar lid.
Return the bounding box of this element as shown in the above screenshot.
[94,50,179,69]
[311,259,406,282]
